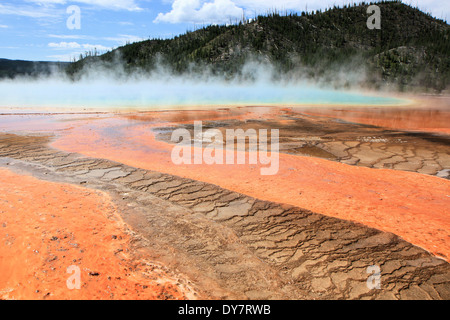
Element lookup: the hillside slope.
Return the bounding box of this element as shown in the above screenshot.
[66,1,449,92]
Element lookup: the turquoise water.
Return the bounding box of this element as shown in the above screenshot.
[0,79,406,111]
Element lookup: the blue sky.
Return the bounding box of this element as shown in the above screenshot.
[0,0,448,62]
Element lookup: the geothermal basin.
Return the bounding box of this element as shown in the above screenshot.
[0,85,449,300]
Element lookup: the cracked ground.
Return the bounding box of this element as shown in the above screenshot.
[0,103,449,301]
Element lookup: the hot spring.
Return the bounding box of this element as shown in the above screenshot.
[0,77,409,113]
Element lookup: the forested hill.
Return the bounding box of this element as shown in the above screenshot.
[66,1,450,92]
[0,59,68,79]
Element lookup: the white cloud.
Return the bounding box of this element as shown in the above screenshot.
[81,43,111,51]
[234,0,306,12]
[48,34,94,39]
[154,1,449,24]
[154,0,244,24]
[48,34,146,45]
[48,41,111,51]
[103,34,147,45]
[47,53,81,61]
[0,3,58,18]
[236,0,449,15]
[49,41,82,49]
[25,0,143,11]
[47,42,112,61]
[152,0,363,25]
[26,0,67,4]
[0,24,9,28]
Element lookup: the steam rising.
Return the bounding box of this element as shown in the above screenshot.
[0,58,405,113]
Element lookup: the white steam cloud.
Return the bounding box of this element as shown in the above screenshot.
[0,57,404,113]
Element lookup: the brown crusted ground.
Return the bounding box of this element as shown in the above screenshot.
[156,108,450,177]
[51,109,450,261]
[0,133,449,300]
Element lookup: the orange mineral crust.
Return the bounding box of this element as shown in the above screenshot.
[0,168,189,300]
[52,118,450,261]
[294,94,450,136]
[299,108,450,135]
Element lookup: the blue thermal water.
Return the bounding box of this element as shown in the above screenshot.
[0,79,406,111]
